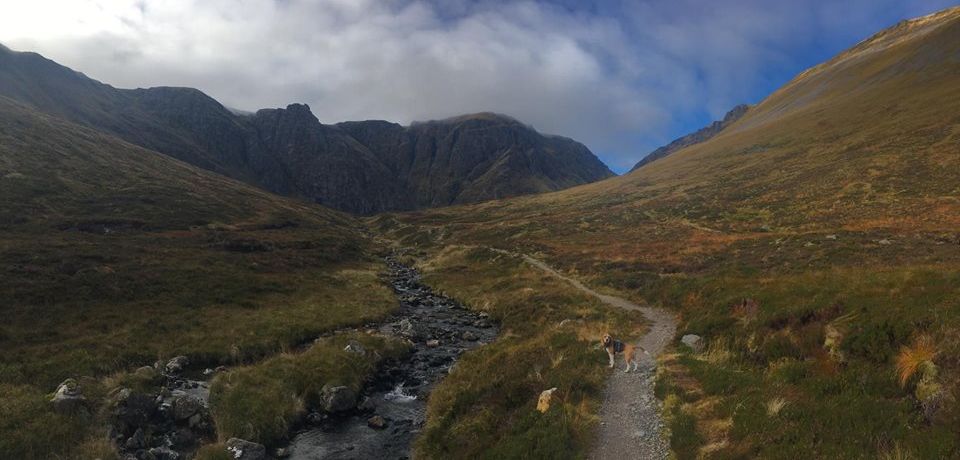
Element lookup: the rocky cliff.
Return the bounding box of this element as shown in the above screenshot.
[0,45,614,214]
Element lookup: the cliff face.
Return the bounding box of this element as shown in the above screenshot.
[630,104,749,172]
[340,113,615,209]
[0,46,614,214]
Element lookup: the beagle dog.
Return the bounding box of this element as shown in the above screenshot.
[602,333,649,373]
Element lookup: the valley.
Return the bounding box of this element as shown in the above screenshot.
[1,4,959,460]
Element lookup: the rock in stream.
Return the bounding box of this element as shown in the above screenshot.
[283,256,498,459]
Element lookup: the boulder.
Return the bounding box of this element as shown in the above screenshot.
[321,385,357,413]
[171,394,202,421]
[225,438,267,460]
[358,396,377,411]
[149,446,180,460]
[398,319,426,340]
[367,415,387,429]
[169,427,197,448]
[50,378,87,415]
[124,428,146,450]
[462,331,479,341]
[681,334,704,353]
[111,388,157,433]
[343,340,366,355]
[426,339,440,348]
[536,387,558,413]
[164,356,189,375]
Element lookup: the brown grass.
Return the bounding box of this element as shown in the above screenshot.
[896,335,938,387]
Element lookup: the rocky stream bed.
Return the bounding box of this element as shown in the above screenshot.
[283,256,498,459]
[96,256,496,460]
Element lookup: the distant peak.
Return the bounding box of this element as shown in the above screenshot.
[286,103,313,114]
[630,103,750,172]
[414,112,524,126]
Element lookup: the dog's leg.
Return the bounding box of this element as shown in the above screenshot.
[623,349,633,373]
[607,350,615,368]
[632,360,639,372]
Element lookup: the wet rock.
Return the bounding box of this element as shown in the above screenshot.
[50,378,88,415]
[306,411,325,424]
[225,438,267,460]
[274,447,290,458]
[537,387,558,413]
[462,331,479,341]
[171,394,202,421]
[367,415,387,429]
[321,385,357,413]
[149,446,180,460]
[188,412,206,429]
[164,356,189,375]
[344,340,366,355]
[681,334,704,353]
[426,339,440,348]
[358,396,377,411]
[111,388,156,434]
[124,428,146,450]
[203,366,228,376]
[169,427,196,448]
[398,319,426,340]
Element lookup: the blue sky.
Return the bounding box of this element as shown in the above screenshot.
[0,0,956,172]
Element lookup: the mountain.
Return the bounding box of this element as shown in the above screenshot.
[381,6,960,458]
[629,104,749,171]
[338,113,614,209]
[0,46,613,214]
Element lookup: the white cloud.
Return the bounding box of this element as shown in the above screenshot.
[0,0,955,172]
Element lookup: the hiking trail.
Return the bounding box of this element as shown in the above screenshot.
[492,249,677,460]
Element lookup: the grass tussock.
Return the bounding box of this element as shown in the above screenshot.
[647,268,960,458]
[896,335,937,387]
[209,333,408,447]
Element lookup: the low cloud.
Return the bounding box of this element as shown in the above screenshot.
[1,0,955,172]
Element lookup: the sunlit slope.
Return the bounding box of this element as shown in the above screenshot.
[633,5,960,231]
[387,6,960,269]
[379,9,960,457]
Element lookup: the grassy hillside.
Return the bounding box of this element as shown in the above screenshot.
[378,7,960,458]
[0,96,398,458]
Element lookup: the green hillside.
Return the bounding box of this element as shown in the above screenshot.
[0,96,397,458]
[380,7,960,458]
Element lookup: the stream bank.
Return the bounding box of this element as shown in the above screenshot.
[283,256,498,459]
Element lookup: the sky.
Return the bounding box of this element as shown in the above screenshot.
[0,0,955,172]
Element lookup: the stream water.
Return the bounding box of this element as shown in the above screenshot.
[284,256,498,459]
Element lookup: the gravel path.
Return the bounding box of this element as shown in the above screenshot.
[503,251,677,460]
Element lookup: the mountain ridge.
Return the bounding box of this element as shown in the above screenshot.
[629,104,749,172]
[0,45,614,214]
